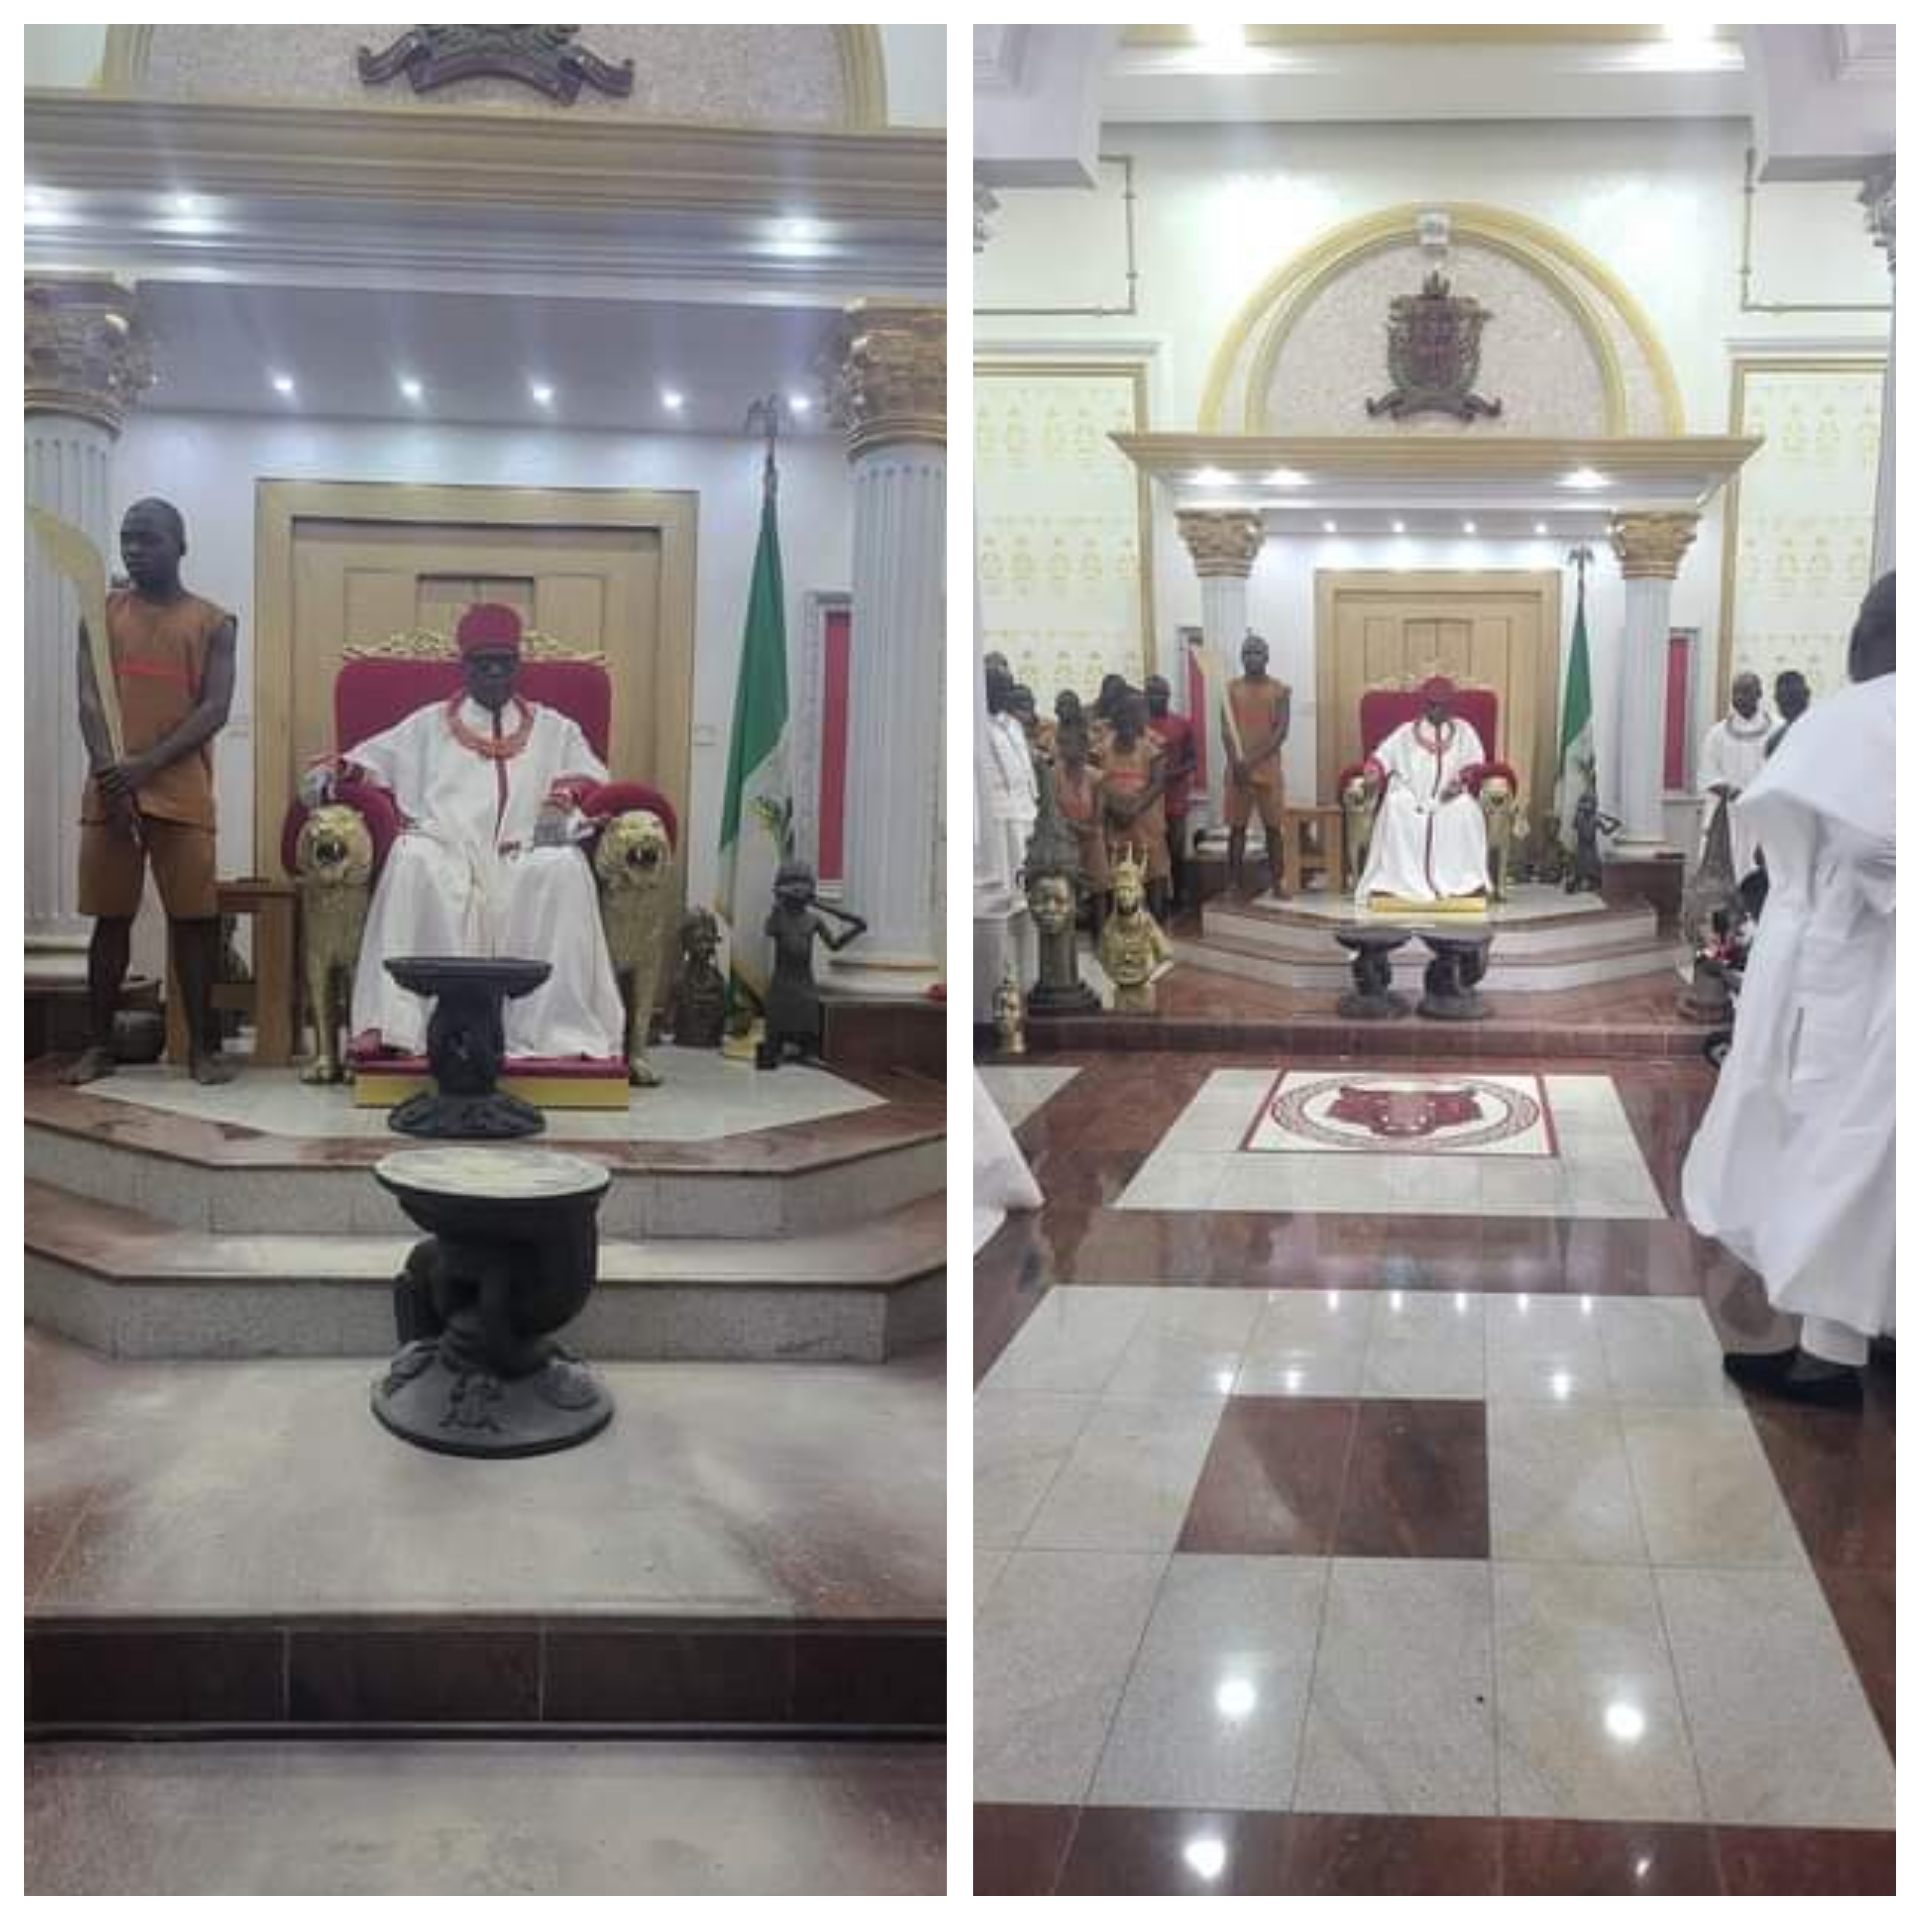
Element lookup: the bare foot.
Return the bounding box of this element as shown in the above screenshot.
[61,1046,117,1086]
[189,1051,237,1087]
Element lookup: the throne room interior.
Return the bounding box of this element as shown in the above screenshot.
[24,23,946,1896]
[972,23,1896,1899]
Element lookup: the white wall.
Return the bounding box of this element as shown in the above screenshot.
[880,24,947,129]
[23,24,105,88]
[111,412,853,905]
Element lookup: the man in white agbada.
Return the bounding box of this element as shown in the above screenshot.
[982,660,1040,886]
[305,602,625,1059]
[1356,676,1491,907]
[1682,573,1894,1407]
[1696,670,1775,881]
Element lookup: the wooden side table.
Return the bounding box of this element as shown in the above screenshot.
[1276,805,1347,898]
[166,877,298,1067]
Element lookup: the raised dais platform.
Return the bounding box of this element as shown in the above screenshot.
[25,1052,945,1363]
[26,1329,944,1737]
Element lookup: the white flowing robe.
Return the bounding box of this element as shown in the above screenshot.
[973,1070,1043,1253]
[1682,675,1894,1343]
[1356,716,1490,906]
[1696,708,1774,879]
[983,711,1040,884]
[346,697,625,1058]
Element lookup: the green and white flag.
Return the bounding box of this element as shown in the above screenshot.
[1555,570,1596,844]
[714,463,793,1014]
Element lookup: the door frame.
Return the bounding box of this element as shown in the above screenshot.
[253,478,697,875]
[1312,567,1562,805]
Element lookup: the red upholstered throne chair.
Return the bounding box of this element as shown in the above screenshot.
[1338,680,1517,902]
[279,633,677,1105]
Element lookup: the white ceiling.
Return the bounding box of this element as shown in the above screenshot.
[133,280,845,437]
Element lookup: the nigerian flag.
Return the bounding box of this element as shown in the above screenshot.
[1555,572,1596,845]
[715,465,792,1013]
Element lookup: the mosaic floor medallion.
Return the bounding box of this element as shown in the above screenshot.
[1246,1071,1555,1158]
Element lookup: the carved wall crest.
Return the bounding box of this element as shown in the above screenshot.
[356,26,635,104]
[1366,271,1503,423]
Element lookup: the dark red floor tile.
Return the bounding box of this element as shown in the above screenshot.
[1054,1806,1291,1895]
[1334,1399,1490,1559]
[1282,1812,1501,1895]
[1747,1397,1896,1570]
[1177,1397,1357,1556]
[1501,1818,1721,1895]
[1816,1566,1895,1754]
[973,1803,1080,1896]
[1714,1825,1896,1895]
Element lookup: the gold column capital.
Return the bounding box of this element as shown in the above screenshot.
[25,274,154,436]
[1176,507,1265,578]
[824,300,945,460]
[1610,510,1699,581]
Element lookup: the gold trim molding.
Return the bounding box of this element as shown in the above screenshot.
[1176,508,1265,578]
[344,629,606,665]
[1200,202,1685,436]
[826,300,946,458]
[1610,511,1700,580]
[24,273,154,435]
[252,480,697,877]
[1125,26,1736,47]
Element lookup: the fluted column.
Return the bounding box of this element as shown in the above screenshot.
[1176,508,1265,827]
[26,274,153,962]
[825,299,946,988]
[1609,511,1698,852]
[1861,163,1895,576]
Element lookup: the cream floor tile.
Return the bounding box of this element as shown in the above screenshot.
[1235,1290,1372,1397]
[1104,1291,1265,1400]
[1595,1298,1743,1407]
[1484,1296,1611,1402]
[1021,1397,1224,1553]
[975,1547,1011,1615]
[1494,1561,1703,1822]
[1116,1152,1231,1213]
[1363,1291,1487,1399]
[978,1287,1154,1395]
[1658,1565,1895,1830]
[1488,1400,1646,1565]
[1294,1559,1498,1817]
[973,1548,1169,1805]
[1621,1407,1805,1567]
[1089,1556,1329,1811]
[977,1065,1080,1127]
[1380,1157,1485,1212]
[974,1393,1101,1549]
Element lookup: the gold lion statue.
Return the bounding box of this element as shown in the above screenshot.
[1478,772,1526,903]
[295,804,374,1084]
[593,808,676,1086]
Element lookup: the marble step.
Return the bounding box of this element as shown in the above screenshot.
[26,1328,945,1738]
[25,1067,945,1241]
[26,1181,944,1363]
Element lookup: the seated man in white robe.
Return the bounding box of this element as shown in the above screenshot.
[1682,573,1894,1407]
[1355,676,1490,908]
[303,602,625,1060]
[1697,670,1775,880]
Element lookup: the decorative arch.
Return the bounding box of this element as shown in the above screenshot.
[1199,201,1684,437]
[103,24,889,130]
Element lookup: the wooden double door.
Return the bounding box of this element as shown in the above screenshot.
[1313,569,1562,804]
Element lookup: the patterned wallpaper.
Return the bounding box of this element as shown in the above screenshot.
[1725,362,1885,700]
[974,365,1150,702]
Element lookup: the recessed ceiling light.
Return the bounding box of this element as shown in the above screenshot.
[1322,519,1338,534]
[1391,520,1407,535]
[398,376,424,403]
[1264,468,1308,487]
[530,381,555,406]
[1192,467,1231,488]
[661,388,685,412]
[1183,1836,1230,1884]
[270,372,296,397]
[1196,24,1246,52]
[1562,467,1609,490]
[1463,520,1477,535]
[171,192,199,215]
[788,392,813,416]
[1534,521,1549,536]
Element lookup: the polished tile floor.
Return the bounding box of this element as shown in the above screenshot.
[975,1057,1895,1895]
